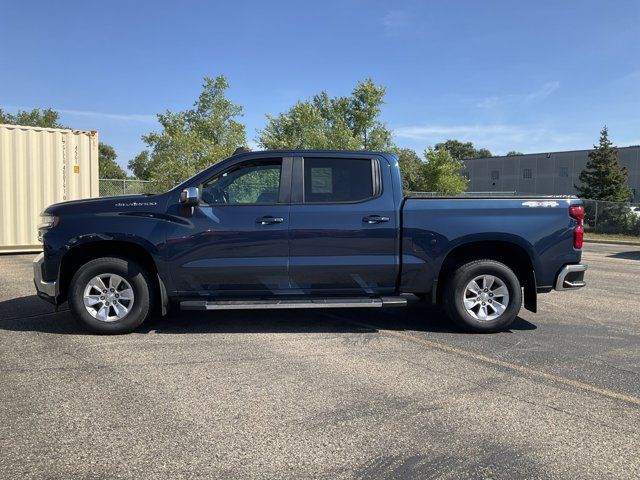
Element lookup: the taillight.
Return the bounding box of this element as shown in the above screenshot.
[569,205,584,249]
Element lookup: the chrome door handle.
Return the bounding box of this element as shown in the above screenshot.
[256,216,284,225]
[363,215,390,224]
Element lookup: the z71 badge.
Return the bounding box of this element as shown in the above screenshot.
[522,201,559,208]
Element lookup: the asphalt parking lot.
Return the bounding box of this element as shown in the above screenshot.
[1,242,639,479]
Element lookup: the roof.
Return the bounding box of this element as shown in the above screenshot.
[232,149,391,157]
[465,144,640,161]
[0,123,97,135]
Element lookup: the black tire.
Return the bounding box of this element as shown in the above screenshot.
[443,259,522,332]
[68,257,153,334]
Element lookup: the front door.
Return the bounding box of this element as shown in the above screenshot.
[288,155,399,296]
[165,157,291,297]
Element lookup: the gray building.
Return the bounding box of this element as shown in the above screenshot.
[462,146,640,201]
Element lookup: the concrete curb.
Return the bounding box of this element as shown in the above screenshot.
[585,239,640,247]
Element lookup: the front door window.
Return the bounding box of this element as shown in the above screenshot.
[201,161,282,205]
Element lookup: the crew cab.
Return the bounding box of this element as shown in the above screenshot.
[34,150,587,334]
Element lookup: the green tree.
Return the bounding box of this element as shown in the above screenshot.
[434,139,492,161]
[393,148,426,192]
[577,127,636,234]
[258,79,392,151]
[421,147,468,194]
[259,100,343,150]
[98,142,126,179]
[127,150,153,180]
[143,75,247,190]
[0,107,64,128]
[349,79,392,149]
[506,150,523,156]
[577,126,631,202]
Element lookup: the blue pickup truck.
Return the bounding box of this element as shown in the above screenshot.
[34,150,587,334]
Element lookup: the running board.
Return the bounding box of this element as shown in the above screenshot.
[180,296,407,311]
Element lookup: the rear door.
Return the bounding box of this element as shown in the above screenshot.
[288,155,399,295]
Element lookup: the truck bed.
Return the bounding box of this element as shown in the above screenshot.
[399,195,583,295]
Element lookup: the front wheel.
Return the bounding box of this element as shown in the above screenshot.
[443,260,522,332]
[68,257,153,334]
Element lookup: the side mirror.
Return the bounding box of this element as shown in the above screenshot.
[180,187,200,206]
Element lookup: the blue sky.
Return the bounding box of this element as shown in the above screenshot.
[1,0,638,171]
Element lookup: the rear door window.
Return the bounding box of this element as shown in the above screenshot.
[303,158,374,203]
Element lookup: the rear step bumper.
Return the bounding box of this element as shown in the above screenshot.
[180,297,407,311]
[554,264,587,291]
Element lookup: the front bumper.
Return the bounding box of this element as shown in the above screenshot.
[554,264,587,291]
[33,252,58,301]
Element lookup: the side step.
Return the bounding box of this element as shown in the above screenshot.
[180,296,407,311]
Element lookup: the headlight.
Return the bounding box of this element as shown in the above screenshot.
[38,214,59,230]
[38,215,58,242]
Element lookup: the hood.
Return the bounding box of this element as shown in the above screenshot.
[44,194,167,215]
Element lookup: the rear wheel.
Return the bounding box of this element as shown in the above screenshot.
[443,259,521,332]
[68,257,153,334]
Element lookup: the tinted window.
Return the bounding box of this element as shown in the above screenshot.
[303,158,373,203]
[201,160,281,205]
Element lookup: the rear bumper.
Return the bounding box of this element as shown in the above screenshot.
[33,252,58,303]
[554,264,587,291]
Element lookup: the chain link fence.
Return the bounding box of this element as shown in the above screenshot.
[99,179,159,197]
[582,199,640,235]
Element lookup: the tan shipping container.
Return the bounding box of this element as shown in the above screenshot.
[0,124,99,253]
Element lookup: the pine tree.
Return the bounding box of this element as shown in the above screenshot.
[576,126,631,201]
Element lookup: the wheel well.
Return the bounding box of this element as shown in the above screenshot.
[59,241,160,306]
[436,241,537,312]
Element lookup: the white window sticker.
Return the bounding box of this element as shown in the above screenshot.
[311,168,333,193]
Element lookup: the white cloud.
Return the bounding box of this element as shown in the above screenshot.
[476,81,560,109]
[393,123,582,154]
[1,104,157,123]
[383,10,412,35]
[616,70,640,83]
[619,137,640,147]
[612,70,640,92]
[58,108,157,123]
[394,124,536,141]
